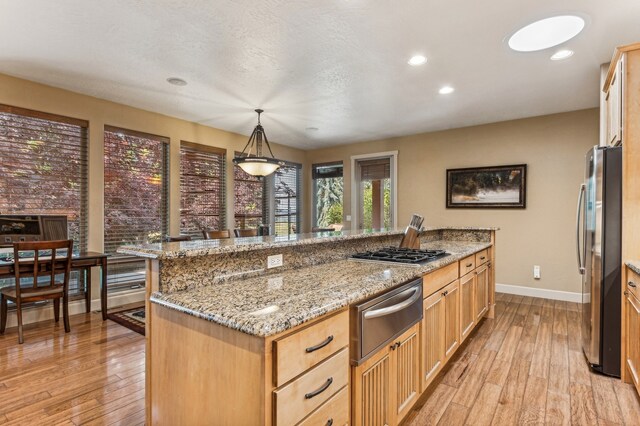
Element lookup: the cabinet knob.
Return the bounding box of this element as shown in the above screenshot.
[629,281,637,288]
[326,419,333,426]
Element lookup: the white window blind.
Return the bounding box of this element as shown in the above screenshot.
[104,126,169,290]
[180,141,226,238]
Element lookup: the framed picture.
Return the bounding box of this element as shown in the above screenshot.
[446,164,527,208]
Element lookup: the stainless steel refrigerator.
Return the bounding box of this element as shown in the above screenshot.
[576,145,621,377]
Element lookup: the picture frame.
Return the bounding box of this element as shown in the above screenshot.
[446,164,527,208]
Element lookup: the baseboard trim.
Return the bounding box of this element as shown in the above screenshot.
[496,283,582,303]
[2,288,145,329]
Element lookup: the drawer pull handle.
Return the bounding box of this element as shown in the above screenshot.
[305,335,334,353]
[630,281,637,288]
[326,420,333,426]
[305,377,333,399]
[480,256,486,260]
[466,263,473,268]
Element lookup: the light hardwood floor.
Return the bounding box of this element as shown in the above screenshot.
[405,293,640,425]
[0,311,145,425]
[1,294,639,425]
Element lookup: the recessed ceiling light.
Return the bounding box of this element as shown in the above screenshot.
[550,49,574,60]
[508,15,585,52]
[408,55,427,66]
[439,86,455,95]
[166,77,188,86]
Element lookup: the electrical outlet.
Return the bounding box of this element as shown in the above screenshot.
[267,254,283,269]
[533,265,541,279]
[346,215,352,221]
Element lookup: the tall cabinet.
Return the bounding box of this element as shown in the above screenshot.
[605,43,640,396]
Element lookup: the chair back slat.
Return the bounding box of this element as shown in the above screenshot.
[234,228,258,238]
[202,229,231,240]
[12,240,74,299]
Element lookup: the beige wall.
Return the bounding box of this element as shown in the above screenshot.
[0,73,308,253]
[0,71,598,294]
[306,109,598,293]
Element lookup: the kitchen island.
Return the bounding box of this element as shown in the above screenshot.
[120,227,497,425]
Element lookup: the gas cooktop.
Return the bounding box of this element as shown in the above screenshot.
[350,247,449,266]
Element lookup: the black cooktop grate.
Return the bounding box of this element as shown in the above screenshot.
[350,247,449,264]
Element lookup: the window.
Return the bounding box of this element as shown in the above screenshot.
[233,155,266,229]
[104,126,168,290]
[268,162,302,236]
[180,142,226,238]
[0,104,88,297]
[353,154,397,230]
[312,162,343,230]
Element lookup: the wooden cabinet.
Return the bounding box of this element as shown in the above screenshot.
[443,280,460,359]
[459,255,476,276]
[422,290,445,391]
[625,285,640,393]
[460,272,475,343]
[475,264,489,322]
[605,57,623,146]
[352,324,420,426]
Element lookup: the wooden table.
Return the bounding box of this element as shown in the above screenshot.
[0,252,109,320]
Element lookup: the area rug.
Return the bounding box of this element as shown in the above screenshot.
[107,305,145,335]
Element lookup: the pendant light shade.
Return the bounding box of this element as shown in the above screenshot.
[233,109,284,177]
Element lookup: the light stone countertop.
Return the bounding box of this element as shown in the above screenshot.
[117,227,498,260]
[150,240,492,337]
[627,261,640,276]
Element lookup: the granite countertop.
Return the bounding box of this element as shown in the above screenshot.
[627,261,640,276]
[118,226,499,260]
[150,240,492,337]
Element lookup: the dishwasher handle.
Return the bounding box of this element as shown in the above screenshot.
[363,286,421,319]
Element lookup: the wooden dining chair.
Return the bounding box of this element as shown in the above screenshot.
[234,228,259,237]
[165,235,192,242]
[202,229,231,240]
[0,240,74,344]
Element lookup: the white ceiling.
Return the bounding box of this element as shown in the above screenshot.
[1,0,640,149]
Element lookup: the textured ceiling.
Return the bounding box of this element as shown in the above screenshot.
[1,0,639,149]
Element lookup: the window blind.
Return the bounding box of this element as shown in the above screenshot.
[359,158,390,181]
[270,162,302,236]
[233,153,266,229]
[0,104,88,297]
[180,142,226,238]
[104,126,169,290]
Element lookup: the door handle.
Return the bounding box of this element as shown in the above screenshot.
[364,287,421,319]
[576,183,586,274]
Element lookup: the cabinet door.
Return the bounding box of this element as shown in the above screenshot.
[460,272,476,343]
[626,291,640,391]
[607,60,623,146]
[391,324,421,424]
[422,291,446,392]
[352,346,392,426]
[443,280,460,360]
[475,265,489,322]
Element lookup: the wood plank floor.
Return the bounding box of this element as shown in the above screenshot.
[2,293,640,425]
[405,293,640,426]
[0,311,145,425]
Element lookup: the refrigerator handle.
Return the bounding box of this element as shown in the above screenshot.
[576,183,586,275]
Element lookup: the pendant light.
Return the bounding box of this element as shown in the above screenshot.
[233,109,284,177]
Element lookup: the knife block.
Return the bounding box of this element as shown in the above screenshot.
[399,227,421,249]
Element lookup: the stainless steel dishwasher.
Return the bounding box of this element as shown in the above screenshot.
[350,278,423,365]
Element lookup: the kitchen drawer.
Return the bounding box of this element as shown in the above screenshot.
[274,348,349,426]
[274,310,349,387]
[423,262,458,298]
[475,249,489,266]
[459,255,476,277]
[628,267,640,300]
[297,385,349,426]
